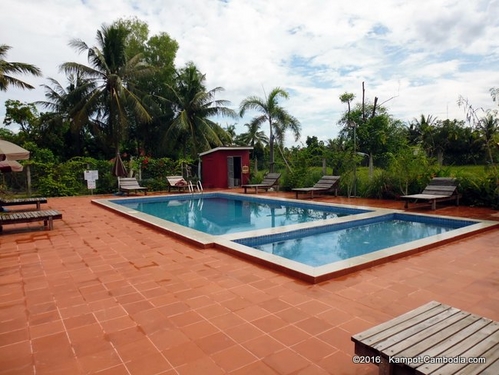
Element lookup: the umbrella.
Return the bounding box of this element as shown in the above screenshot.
[0,139,30,161]
[111,153,128,177]
[0,160,23,173]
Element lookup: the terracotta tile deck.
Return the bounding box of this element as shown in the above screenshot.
[1,190,498,374]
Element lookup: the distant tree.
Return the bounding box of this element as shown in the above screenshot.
[223,124,237,145]
[3,99,39,135]
[164,63,237,158]
[114,17,179,157]
[236,119,269,170]
[477,113,499,165]
[338,100,406,177]
[237,119,269,149]
[458,94,499,168]
[0,45,41,91]
[37,74,98,157]
[304,136,326,165]
[0,127,14,140]
[408,114,438,157]
[239,87,301,172]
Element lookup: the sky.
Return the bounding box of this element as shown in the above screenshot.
[1,0,499,147]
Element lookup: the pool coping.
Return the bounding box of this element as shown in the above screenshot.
[92,192,499,283]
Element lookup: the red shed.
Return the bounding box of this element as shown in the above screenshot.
[199,147,253,188]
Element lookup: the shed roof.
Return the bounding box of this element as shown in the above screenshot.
[199,146,253,157]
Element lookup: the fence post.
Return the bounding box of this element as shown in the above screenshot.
[27,164,32,197]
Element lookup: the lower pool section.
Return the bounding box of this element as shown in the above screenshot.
[234,213,476,267]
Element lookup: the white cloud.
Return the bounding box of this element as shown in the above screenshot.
[1,0,498,147]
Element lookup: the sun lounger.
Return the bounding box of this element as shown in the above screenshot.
[242,172,281,194]
[292,176,340,199]
[400,177,460,210]
[0,209,62,232]
[119,177,148,195]
[167,176,189,192]
[352,300,499,375]
[0,197,47,210]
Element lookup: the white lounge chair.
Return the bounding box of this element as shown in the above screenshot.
[119,177,148,195]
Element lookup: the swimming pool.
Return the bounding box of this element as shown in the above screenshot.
[112,194,369,235]
[93,192,498,283]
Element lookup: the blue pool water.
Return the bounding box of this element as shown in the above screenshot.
[112,194,370,235]
[235,214,476,267]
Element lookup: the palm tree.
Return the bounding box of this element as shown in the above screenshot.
[410,114,438,158]
[238,119,269,148]
[237,119,269,171]
[224,124,237,145]
[165,63,237,158]
[239,87,301,172]
[478,112,499,167]
[37,74,97,156]
[60,23,154,157]
[0,45,41,91]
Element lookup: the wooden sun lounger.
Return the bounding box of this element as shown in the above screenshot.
[119,177,148,195]
[167,176,189,192]
[0,197,48,210]
[292,176,340,199]
[0,209,62,232]
[401,177,461,210]
[242,172,281,194]
[352,300,499,375]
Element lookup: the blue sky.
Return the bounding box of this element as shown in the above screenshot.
[1,0,499,147]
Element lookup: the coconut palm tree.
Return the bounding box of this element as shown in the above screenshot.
[410,114,438,157]
[238,119,269,148]
[478,112,499,166]
[37,74,97,156]
[164,63,237,158]
[60,23,154,157]
[239,87,301,172]
[237,118,269,172]
[0,45,41,91]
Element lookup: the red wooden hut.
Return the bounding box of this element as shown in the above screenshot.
[199,147,253,188]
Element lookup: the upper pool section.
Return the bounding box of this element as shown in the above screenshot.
[108,192,371,235]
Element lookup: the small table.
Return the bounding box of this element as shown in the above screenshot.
[352,301,499,374]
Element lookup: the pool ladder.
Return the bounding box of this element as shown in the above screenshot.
[188,180,203,194]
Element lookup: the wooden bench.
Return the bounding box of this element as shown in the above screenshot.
[242,172,281,194]
[119,177,148,195]
[401,178,461,210]
[352,301,499,374]
[0,197,47,210]
[0,209,63,232]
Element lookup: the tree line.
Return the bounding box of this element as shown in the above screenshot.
[1,17,499,205]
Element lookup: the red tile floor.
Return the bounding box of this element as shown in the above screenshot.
[1,191,498,374]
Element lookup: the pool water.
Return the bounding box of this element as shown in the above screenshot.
[235,214,475,267]
[115,196,368,235]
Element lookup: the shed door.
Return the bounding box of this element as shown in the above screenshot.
[227,156,234,188]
